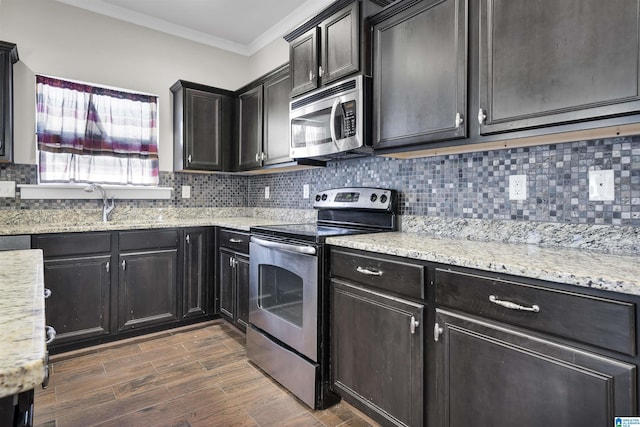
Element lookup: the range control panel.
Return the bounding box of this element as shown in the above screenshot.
[313,187,395,211]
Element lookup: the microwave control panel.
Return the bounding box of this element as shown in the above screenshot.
[340,101,357,138]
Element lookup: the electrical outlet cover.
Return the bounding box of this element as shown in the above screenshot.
[303,184,310,199]
[508,175,527,200]
[589,170,615,201]
[264,186,270,199]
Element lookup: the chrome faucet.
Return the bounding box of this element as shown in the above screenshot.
[84,184,115,222]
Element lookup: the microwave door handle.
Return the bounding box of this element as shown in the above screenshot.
[329,98,340,145]
[251,236,317,255]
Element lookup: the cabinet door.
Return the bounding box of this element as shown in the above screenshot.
[182,228,211,319]
[479,0,640,134]
[185,88,223,170]
[0,42,17,162]
[434,310,637,427]
[235,254,250,331]
[372,0,467,149]
[263,69,292,166]
[320,2,359,86]
[219,249,235,321]
[331,279,424,427]
[237,85,263,170]
[43,255,111,345]
[290,27,319,97]
[118,250,178,331]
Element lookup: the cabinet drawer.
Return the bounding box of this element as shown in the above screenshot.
[218,229,249,254]
[435,268,636,356]
[33,232,112,257]
[119,229,178,251]
[330,248,425,300]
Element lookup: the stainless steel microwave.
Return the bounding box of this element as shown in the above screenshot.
[290,75,372,161]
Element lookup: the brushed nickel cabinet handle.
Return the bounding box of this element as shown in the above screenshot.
[410,316,420,334]
[44,288,52,299]
[477,108,487,125]
[45,326,57,344]
[434,322,443,342]
[356,266,383,276]
[455,112,464,128]
[229,238,243,243]
[489,295,540,313]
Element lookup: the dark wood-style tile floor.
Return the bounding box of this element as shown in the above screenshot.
[34,320,380,427]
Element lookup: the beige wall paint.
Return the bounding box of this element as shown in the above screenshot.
[0,0,288,171]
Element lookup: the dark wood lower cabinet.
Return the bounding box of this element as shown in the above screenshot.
[42,255,111,344]
[182,228,213,319]
[219,248,249,331]
[331,279,424,427]
[36,228,216,352]
[434,309,637,427]
[118,249,178,331]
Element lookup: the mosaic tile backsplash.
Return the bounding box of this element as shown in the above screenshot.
[1,136,638,226]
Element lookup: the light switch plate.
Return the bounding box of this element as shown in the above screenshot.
[589,170,614,201]
[181,185,191,199]
[0,181,16,198]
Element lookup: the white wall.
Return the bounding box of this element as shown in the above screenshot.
[0,0,288,171]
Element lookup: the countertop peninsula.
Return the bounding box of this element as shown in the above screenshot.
[0,249,46,398]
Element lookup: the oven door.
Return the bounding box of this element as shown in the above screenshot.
[249,236,318,362]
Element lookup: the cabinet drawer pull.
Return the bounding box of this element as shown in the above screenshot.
[410,316,420,334]
[489,295,540,313]
[356,266,383,276]
[229,238,243,243]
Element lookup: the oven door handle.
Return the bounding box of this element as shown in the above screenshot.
[251,236,317,255]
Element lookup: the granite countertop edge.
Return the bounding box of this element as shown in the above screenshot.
[325,232,640,297]
[0,250,46,399]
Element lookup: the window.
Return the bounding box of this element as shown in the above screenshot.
[36,75,159,186]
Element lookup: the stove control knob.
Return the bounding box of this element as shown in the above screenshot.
[370,193,377,202]
[315,194,321,202]
[380,194,388,204]
[321,194,328,201]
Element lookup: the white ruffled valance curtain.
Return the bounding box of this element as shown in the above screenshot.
[36,75,159,185]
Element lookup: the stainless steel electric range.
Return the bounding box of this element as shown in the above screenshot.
[247,187,398,409]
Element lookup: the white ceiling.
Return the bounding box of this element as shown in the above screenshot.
[55,0,335,56]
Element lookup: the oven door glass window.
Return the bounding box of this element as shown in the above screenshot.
[258,265,303,327]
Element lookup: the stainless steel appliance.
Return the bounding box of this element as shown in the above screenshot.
[289,75,372,161]
[247,187,397,409]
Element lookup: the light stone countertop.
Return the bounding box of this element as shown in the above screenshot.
[0,207,316,236]
[0,249,46,398]
[326,232,640,297]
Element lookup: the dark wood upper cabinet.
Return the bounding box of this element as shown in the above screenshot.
[236,65,292,171]
[319,2,360,86]
[171,80,234,171]
[285,0,390,98]
[237,85,263,170]
[478,0,640,134]
[290,28,319,97]
[263,69,292,166]
[0,41,18,163]
[371,0,467,149]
